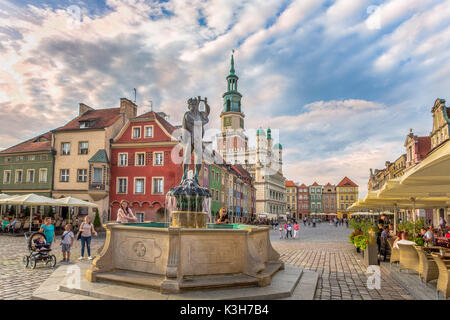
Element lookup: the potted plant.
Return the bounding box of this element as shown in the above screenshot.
[93,208,102,231]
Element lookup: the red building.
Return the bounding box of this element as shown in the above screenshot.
[297,183,309,218]
[109,111,183,222]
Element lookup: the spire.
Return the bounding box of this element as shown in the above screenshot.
[229,50,235,75]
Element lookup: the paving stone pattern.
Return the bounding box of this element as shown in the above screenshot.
[0,223,414,300]
[271,223,414,300]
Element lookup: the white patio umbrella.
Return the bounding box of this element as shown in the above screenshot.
[55,197,98,223]
[0,194,60,232]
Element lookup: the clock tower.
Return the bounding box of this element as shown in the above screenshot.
[217,52,248,164]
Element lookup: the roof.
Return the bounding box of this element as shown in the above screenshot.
[231,164,252,182]
[134,111,177,134]
[53,108,122,132]
[417,136,431,159]
[298,183,308,188]
[325,182,333,187]
[337,176,358,187]
[285,180,296,187]
[273,143,282,149]
[0,132,52,154]
[311,182,319,186]
[88,149,109,163]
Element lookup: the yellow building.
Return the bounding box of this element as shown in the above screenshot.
[336,177,358,218]
[285,180,297,220]
[52,98,136,221]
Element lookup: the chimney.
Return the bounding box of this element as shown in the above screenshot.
[120,98,138,120]
[79,103,94,116]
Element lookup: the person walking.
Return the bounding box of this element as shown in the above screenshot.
[39,217,55,248]
[312,218,316,228]
[78,216,98,260]
[293,221,299,239]
[60,224,74,263]
[303,217,306,226]
[286,222,293,239]
[279,224,284,239]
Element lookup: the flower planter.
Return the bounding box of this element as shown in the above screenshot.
[364,244,379,266]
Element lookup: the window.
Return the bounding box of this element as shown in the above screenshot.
[152,178,163,194]
[77,169,87,182]
[3,170,11,184]
[41,155,48,160]
[154,152,163,166]
[135,178,145,194]
[350,195,354,200]
[346,196,348,200]
[17,156,24,162]
[61,142,71,155]
[39,169,48,183]
[119,153,128,166]
[136,213,144,222]
[28,155,35,161]
[60,169,69,182]
[132,127,141,139]
[79,142,89,154]
[135,153,145,166]
[5,157,12,163]
[144,126,153,138]
[224,117,231,127]
[15,170,23,183]
[117,178,127,194]
[93,168,103,183]
[26,169,35,183]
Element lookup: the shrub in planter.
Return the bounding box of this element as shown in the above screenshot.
[93,209,102,230]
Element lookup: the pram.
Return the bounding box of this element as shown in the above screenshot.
[22,232,57,269]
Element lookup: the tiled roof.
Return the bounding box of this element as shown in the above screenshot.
[285,180,296,187]
[134,111,177,134]
[311,182,319,186]
[417,136,431,159]
[0,132,52,154]
[88,149,109,163]
[325,182,333,187]
[231,164,252,182]
[53,108,122,132]
[337,176,358,187]
[298,183,308,188]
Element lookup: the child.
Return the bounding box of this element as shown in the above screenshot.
[33,235,50,253]
[60,224,74,263]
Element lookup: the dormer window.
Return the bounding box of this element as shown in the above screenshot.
[79,120,96,128]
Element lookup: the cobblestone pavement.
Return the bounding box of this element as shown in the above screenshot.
[0,224,414,300]
[271,223,414,300]
[0,233,104,300]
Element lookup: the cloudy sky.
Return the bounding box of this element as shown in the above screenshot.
[1,0,450,196]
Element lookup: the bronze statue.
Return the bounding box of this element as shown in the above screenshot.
[181,96,210,182]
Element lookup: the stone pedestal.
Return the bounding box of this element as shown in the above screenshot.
[171,211,207,228]
[86,223,283,294]
[364,244,379,266]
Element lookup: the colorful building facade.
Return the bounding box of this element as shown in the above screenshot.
[52,99,135,221]
[297,183,309,218]
[109,110,181,222]
[336,177,358,218]
[0,132,54,197]
[322,183,337,214]
[309,182,322,214]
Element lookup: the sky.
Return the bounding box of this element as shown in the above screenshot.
[1,0,450,197]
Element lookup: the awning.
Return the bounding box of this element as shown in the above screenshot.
[55,196,98,208]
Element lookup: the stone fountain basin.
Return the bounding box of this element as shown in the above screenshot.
[87,222,284,294]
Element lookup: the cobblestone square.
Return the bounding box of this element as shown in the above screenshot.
[0,223,414,300]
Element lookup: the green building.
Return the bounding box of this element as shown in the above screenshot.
[309,182,323,215]
[209,163,222,220]
[0,132,55,197]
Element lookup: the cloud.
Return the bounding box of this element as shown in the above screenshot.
[1,0,450,196]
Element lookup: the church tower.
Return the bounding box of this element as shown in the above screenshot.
[217,52,248,164]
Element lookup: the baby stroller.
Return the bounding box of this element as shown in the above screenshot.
[22,232,57,269]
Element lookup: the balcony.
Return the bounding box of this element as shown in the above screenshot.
[88,182,109,200]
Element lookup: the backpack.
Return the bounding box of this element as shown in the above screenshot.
[287,226,292,231]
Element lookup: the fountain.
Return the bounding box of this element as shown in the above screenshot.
[85,97,285,295]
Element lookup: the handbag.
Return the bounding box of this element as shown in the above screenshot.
[76,223,84,240]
